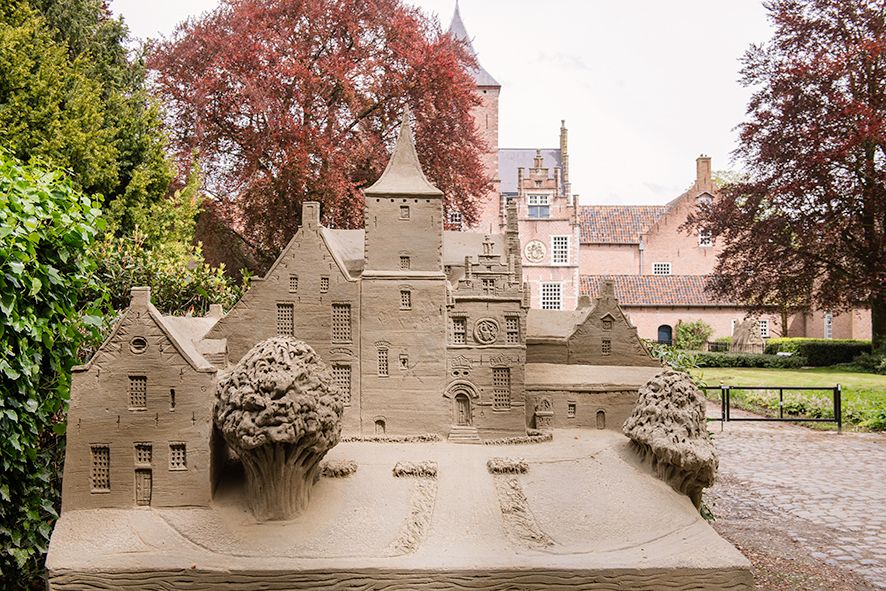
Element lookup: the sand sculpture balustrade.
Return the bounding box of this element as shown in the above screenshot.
[213,337,345,520]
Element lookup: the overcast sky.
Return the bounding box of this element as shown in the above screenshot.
[109,0,773,205]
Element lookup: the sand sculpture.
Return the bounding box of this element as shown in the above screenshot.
[730,317,764,353]
[623,368,719,508]
[214,337,344,520]
[46,111,752,590]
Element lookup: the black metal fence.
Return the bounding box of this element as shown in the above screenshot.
[703,384,842,433]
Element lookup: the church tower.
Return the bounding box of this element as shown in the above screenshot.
[360,111,449,435]
[449,1,501,232]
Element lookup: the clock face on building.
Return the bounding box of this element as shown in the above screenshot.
[524,240,546,263]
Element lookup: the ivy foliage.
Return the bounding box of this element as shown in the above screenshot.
[0,153,106,586]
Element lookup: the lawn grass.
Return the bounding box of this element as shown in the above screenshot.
[689,367,886,431]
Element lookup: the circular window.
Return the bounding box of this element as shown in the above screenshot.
[130,337,148,354]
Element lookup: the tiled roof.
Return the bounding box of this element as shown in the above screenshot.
[579,206,669,244]
[581,275,736,307]
[499,148,561,194]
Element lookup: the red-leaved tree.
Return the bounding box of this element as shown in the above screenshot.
[149,0,489,269]
[687,0,886,350]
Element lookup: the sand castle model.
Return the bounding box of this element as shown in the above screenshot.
[47,114,752,590]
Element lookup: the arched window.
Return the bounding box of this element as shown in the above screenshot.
[596,410,606,430]
[374,419,386,435]
[657,325,673,345]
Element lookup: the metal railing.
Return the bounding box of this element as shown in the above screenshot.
[704,384,842,433]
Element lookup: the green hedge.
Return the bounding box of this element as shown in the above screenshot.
[695,351,808,369]
[764,338,872,366]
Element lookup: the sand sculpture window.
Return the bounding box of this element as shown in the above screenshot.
[332,364,351,404]
[451,317,467,344]
[129,336,147,354]
[602,318,613,330]
[169,443,187,471]
[331,304,351,342]
[399,354,409,370]
[320,276,329,293]
[377,348,389,376]
[567,402,576,418]
[128,376,147,409]
[374,419,386,434]
[602,339,612,355]
[492,367,511,409]
[90,445,110,491]
[169,389,176,411]
[400,256,410,270]
[276,303,294,336]
[134,443,152,465]
[289,274,298,292]
[505,316,520,344]
[400,205,410,219]
[482,277,495,294]
[400,290,411,310]
[596,410,606,430]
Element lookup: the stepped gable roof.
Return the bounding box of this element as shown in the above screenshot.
[448,2,499,87]
[579,205,669,244]
[499,148,561,194]
[364,110,442,197]
[581,275,736,307]
[319,229,506,277]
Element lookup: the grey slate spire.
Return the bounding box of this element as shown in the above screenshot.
[448,1,499,87]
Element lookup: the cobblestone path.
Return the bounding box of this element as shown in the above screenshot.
[706,410,886,590]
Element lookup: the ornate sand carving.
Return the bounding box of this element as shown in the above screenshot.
[487,457,528,474]
[214,337,344,520]
[623,369,718,509]
[341,433,441,443]
[473,318,500,344]
[484,432,552,445]
[493,477,554,549]
[392,461,438,479]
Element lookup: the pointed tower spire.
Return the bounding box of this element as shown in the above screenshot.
[364,109,442,197]
[448,2,499,87]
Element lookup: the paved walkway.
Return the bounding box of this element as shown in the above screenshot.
[706,406,886,589]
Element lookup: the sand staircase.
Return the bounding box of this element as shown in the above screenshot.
[447,425,482,444]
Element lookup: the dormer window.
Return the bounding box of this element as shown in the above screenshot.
[528,195,550,219]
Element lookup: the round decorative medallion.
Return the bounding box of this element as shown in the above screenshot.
[129,336,148,354]
[524,240,546,263]
[474,319,500,345]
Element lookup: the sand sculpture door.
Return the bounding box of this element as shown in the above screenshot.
[455,393,472,426]
[135,469,152,506]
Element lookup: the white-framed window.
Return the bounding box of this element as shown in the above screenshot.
[540,282,563,310]
[332,364,351,404]
[698,229,713,247]
[652,262,672,276]
[527,194,550,218]
[758,319,769,338]
[448,211,463,228]
[551,235,569,264]
[824,312,833,339]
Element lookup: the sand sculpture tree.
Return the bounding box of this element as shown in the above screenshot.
[214,337,344,520]
[623,369,718,509]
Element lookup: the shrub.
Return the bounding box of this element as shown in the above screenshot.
[714,336,733,344]
[674,319,714,350]
[694,352,807,369]
[851,352,886,375]
[764,338,872,365]
[0,154,106,586]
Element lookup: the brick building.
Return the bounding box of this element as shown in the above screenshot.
[452,6,871,342]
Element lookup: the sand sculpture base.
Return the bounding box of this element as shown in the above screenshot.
[47,429,751,590]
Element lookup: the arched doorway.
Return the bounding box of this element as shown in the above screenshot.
[657,324,673,345]
[455,393,472,426]
[374,419,386,435]
[596,410,606,430]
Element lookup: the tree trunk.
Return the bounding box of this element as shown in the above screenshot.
[872,295,885,353]
[239,444,325,521]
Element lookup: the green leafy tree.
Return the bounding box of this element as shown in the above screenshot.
[674,320,714,351]
[0,152,105,587]
[0,0,173,233]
